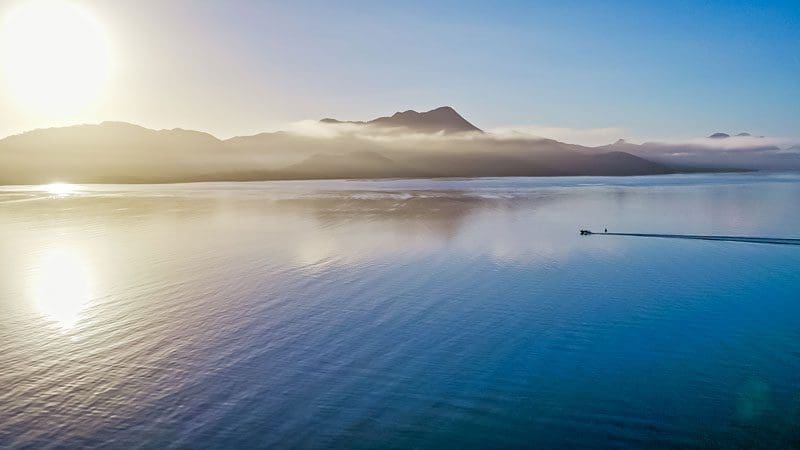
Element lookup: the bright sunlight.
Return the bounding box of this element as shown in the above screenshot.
[29,246,93,329]
[0,0,111,117]
[43,182,79,196]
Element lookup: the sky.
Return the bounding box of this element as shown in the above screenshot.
[0,0,798,144]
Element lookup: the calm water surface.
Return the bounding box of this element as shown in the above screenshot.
[1,173,799,448]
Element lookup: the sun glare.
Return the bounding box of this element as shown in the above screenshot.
[43,182,78,195]
[29,247,93,329]
[0,0,111,117]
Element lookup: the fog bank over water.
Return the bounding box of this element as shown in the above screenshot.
[3,107,797,185]
[596,134,800,171]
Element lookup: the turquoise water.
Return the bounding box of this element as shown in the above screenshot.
[1,173,799,448]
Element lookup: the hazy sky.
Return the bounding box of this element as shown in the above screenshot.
[0,0,798,143]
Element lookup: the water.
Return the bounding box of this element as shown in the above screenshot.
[1,173,799,448]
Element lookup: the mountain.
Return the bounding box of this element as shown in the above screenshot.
[0,122,228,184]
[598,137,797,171]
[283,151,432,179]
[321,106,482,134]
[708,132,730,139]
[0,107,755,184]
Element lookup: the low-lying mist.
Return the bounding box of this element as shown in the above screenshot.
[0,107,797,184]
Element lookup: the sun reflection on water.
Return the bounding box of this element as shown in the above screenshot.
[29,247,93,329]
[43,183,79,196]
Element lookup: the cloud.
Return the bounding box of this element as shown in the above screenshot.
[646,135,800,152]
[487,125,627,147]
[284,119,361,138]
[284,120,629,148]
[284,119,484,143]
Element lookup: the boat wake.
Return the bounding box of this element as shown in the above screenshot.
[583,231,800,246]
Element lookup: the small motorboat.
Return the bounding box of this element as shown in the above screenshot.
[579,229,592,235]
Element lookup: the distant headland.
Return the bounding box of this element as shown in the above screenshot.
[1,106,792,185]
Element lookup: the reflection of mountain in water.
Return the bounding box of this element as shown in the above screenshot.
[276,192,493,241]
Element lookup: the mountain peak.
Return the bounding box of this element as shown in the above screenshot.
[321,106,482,134]
[708,132,730,139]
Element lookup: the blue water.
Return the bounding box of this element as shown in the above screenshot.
[1,173,799,448]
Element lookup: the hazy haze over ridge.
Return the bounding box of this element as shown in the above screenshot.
[6,105,799,185]
[0,107,690,184]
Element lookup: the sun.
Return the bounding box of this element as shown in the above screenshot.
[0,0,111,117]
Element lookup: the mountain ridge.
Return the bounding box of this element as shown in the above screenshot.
[0,107,760,185]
